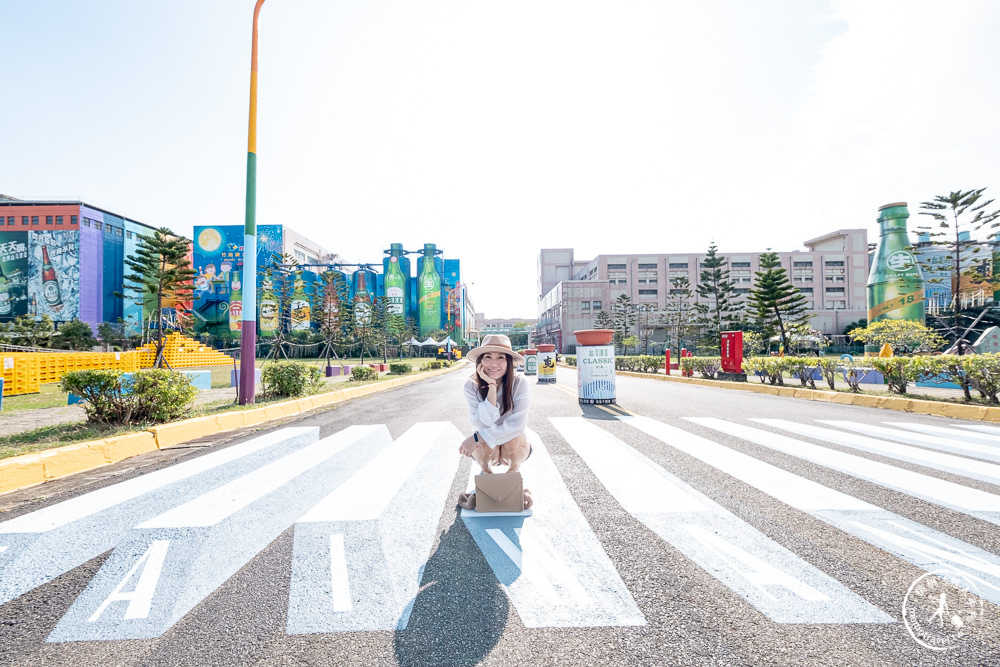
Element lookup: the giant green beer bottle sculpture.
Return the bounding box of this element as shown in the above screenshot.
[386,255,406,315]
[418,243,441,337]
[867,202,925,324]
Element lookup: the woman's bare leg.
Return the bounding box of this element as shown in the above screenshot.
[474,440,499,474]
[498,434,530,472]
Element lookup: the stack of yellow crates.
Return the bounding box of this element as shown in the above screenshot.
[138,333,234,369]
[0,350,142,397]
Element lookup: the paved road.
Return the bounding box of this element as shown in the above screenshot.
[1,366,998,666]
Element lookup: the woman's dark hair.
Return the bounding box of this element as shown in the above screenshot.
[473,353,516,415]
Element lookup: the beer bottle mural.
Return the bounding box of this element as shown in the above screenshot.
[41,245,63,313]
[354,271,372,325]
[418,243,441,336]
[190,225,466,341]
[321,271,341,321]
[258,269,279,337]
[867,202,926,324]
[385,255,406,315]
[229,274,243,332]
[290,271,311,331]
[0,264,10,317]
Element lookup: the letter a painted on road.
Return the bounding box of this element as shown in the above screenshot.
[88,540,170,622]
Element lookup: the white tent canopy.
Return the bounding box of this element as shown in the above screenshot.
[405,338,423,346]
[419,337,441,346]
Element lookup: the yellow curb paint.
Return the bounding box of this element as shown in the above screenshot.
[150,417,219,449]
[103,433,159,464]
[214,412,248,432]
[37,442,108,480]
[0,457,47,494]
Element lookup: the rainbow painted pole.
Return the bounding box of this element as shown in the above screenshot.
[239,0,266,404]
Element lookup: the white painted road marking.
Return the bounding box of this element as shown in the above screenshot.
[956,423,1000,437]
[679,416,1000,606]
[689,417,1000,521]
[298,422,443,522]
[462,429,647,628]
[881,421,1000,448]
[328,534,352,613]
[0,427,319,535]
[88,540,170,622]
[555,417,891,624]
[755,418,1000,485]
[138,426,378,529]
[287,422,463,634]
[0,428,320,608]
[820,420,1000,463]
[48,425,389,642]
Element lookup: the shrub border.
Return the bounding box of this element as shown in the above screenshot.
[614,369,1000,422]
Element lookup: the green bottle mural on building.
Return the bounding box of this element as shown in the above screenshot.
[290,272,311,331]
[867,202,926,324]
[386,255,406,315]
[259,269,279,338]
[0,264,11,317]
[355,271,373,325]
[418,243,441,336]
[228,274,243,332]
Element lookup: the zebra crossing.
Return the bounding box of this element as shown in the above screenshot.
[1,413,999,642]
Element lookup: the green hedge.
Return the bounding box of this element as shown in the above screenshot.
[350,365,379,382]
[60,368,198,427]
[388,362,412,375]
[261,361,324,398]
[615,355,666,373]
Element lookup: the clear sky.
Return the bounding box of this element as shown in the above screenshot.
[1,0,997,319]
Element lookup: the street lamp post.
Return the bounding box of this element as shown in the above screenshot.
[239,0,266,404]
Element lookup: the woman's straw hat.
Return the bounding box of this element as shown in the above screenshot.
[467,334,525,365]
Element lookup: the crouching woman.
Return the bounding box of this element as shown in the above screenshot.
[457,334,533,510]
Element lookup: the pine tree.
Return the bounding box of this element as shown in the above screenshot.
[663,276,695,356]
[612,294,636,354]
[694,243,740,352]
[593,310,613,329]
[119,227,195,368]
[916,188,1000,348]
[746,250,810,353]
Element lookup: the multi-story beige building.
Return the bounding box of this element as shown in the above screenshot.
[537,229,869,352]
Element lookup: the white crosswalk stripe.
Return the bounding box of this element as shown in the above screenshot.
[688,417,1000,522]
[631,416,1000,606]
[955,423,1000,437]
[460,429,646,628]
[882,420,1000,447]
[7,415,1000,641]
[551,416,892,624]
[817,419,1000,463]
[754,418,1000,485]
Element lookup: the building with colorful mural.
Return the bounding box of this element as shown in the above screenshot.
[191,227,472,345]
[0,199,158,332]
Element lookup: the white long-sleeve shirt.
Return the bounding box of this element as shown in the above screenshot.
[464,374,530,449]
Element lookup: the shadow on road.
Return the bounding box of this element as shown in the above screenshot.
[393,513,509,667]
